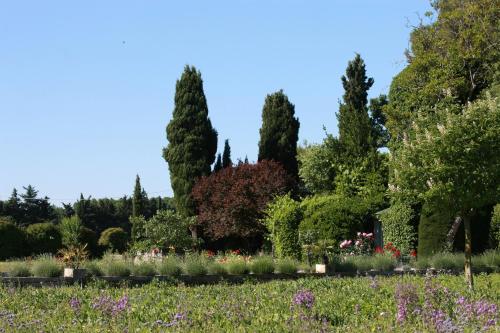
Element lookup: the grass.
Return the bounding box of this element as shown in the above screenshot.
[32,257,62,278]
[158,257,183,277]
[132,262,157,277]
[276,258,297,274]
[226,259,249,275]
[7,262,31,277]
[102,260,131,277]
[250,256,275,274]
[184,254,207,277]
[207,261,227,275]
[83,261,103,277]
[1,274,498,332]
[430,252,463,270]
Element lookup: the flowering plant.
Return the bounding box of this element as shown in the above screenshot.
[339,232,374,256]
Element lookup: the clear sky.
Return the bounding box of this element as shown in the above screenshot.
[0,1,432,205]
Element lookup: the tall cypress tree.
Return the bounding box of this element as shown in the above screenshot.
[258,90,300,180]
[163,65,218,217]
[213,154,222,172]
[132,175,145,217]
[222,139,232,168]
[336,54,374,157]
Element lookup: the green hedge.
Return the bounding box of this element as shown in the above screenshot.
[379,203,416,254]
[98,227,128,253]
[491,204,500,249]
[417,202,454,257]
[26,222,62,255]
[0,221,26,260]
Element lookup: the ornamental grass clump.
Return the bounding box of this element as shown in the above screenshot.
[351,256,373,272]
[226,258,249,275]
[102,260,131,277]
[132,262,157,277]
[32,257,62,277]
[276,258,297,274]
[83,261,103,277]
[413,257,430,270]
[250,256,275,274]
[372,254,397,271]
[207,261,227,275]
[159,257,183,277]
[475,250,500,273]
[184,254,207,276]
[335,257,357,273]
[430,252,462,270]
[7,262,31,277]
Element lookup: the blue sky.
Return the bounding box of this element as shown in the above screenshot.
[0,1,432,204]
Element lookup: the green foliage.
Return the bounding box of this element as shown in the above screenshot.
[430,252,463,271]
[60,216,83,248]
[79,227,99,257]
[163,65,218,217]
[32,257,62,278]
[336,54,374,157]
[476,250,500,273]
[98,227,128,253]
[132,210,192,252]
[276,258,297,274]
[0,221,26,260]
[158,257,183,277]
[184,253,207,276]
[263,194,301,260]
[26,222,62,255]
[250,256,275,274]
[213,154,222,173]
[226,259,249,275]
[207,261,227,275]
[222,139,232,168]
[7,262,31,277]
[258,90,300,180]
[102,260,131,277]
[300,195,372,244]
[417,202,454,257]
[132,262,157,277]
[491,204,500,249]
[132,175,147,220]
[83,261,103,277]
[379,203,416,255]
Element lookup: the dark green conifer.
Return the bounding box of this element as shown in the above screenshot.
[163,66,218,217]
[258,90,300,180]
[222,139,232,168]
[213,154,222,172]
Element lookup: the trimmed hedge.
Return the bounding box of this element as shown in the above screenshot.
[98,227,128,253]
[26,223,62,255]
[0,221,26,260]
[417,202,454,257]
[379,203,416,254]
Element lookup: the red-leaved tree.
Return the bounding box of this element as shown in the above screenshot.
[192,160,291,247]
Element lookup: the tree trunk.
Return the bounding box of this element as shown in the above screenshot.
[446,216,462,250]
[463,215,474,290]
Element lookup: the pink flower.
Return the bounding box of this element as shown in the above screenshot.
[355,240,361,247]
[366,233,373,238]
[357,232,361,237]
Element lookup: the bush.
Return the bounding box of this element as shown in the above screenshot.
[417,202,454,257]
[371,255,396,271]
[226,259,249,275]
[430,252,462,270]
[300,195,371,245]
[475,250,500,273]
[0,221,26,260]
[8,262,31,277]
[379,203,416,255]
[26,223,62,255]
[351,256,372,272]
[32,257,62,277]
[83,261,103,277]
[207,262,227,275]
[60,216,83,248]
[159,257,183,277]
[98,228,128,253]
[276,258,297,274]
[335,258,357,273]
[132,262,157,277]
[262,194,301,260]
[491,204,500,249]
[79,227,99,257]
[184,254,207,276]
[250,256,275,274]
[102,260,131,277]
[413,257,430,270]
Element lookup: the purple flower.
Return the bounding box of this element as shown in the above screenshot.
[155,312,187,327]
[395,283,419,323]
[292,289,315,309]
[69,297,81,313]
[92,295,129,317]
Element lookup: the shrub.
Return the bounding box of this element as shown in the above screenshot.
[32,257,62,277]
[79,227,99,257]
[335,258,357,273]
[300,195,371,245]
[351,256,372,272]
[430,252,462,270]
[207,262,227,275]
[132,262,157,277]
[184,254,207,276]
[276,258,297,274]
[98,228,128,253]
[491,204,500,249]
[60,216,83,248]
[262,194,301,260]
[102,260,131,277]
[26,223,62,255]
[8,262,31,277]
[417,203,454,257]
[413,257,430,270]
[475,250,500,273]
[0,221,27,260]
[83,261,103,277]
[159,257,183,277]
[379,203,416,255]
[226,259,249,275]
[250,256,275,274]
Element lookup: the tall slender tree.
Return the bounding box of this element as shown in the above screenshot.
[163,65,218,217]
[213,154,222,172]
[132,175,146,217]
[258,90,300,180]
[222,139,232,168]
[336,54,374,157]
